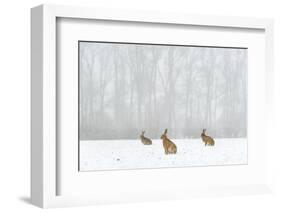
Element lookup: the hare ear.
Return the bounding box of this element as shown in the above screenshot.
[164,129,168,134]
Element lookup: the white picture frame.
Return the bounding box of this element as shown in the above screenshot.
[31,4,274,208]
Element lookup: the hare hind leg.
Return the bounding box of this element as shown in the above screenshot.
[168,146,176,154]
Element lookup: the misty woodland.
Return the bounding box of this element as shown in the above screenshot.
[79,41,247,171]
[79,42,247,139]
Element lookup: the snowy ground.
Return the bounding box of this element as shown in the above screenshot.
[80,138,247,171]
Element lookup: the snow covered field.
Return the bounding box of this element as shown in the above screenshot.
[80,138,247,171]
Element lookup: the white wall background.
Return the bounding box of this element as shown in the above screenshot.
[0,0,280,212]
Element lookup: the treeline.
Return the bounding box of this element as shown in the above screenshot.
[79,42,247,140]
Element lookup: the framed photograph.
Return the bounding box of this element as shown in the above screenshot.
[31,4,274,208]
[78,41,248,171]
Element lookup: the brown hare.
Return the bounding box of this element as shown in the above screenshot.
[160,129,177,154]
[140,131,152,145]
[201,129,215,146]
